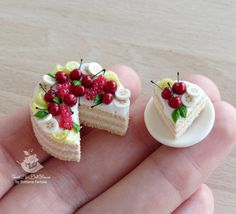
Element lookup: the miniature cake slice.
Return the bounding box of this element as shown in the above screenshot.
[30,60,131,161]
[152,73,206,138]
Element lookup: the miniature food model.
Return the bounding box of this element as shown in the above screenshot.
[30,60,131,161]
[151,72,206,138]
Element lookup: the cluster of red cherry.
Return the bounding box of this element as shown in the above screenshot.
[152,73,187,109]
[42,64,118,129]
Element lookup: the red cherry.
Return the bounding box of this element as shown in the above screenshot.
[90,89,97,96]
[85,94,93,100]
[168,96,182,109]
[60,104,72,118]
[102,93,114,104]
[48,103,60,116]
[92,85,102,95]
[82,75,93,88]
[72,85,85,97]
[57,82,73,93]
[63,81,72,90]
[103,80,117,94]
[57,88,69,98]
[64,94,77,106]
[55,72,68,84]
[172,82,186,95]
[56,82,71,90]
[70,69,82,80]
[161,87,172,100]
[44,90,56,102]
[93,75,107,89]
[60,117,73,130]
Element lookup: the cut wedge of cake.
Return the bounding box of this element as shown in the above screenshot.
[30,60,131,161]
[152,74,206,138]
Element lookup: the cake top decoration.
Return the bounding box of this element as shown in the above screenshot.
[30,60,131,161]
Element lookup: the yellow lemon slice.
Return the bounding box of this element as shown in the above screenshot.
[104,70,121,86]
[65,131,78,144]
[54,64,69,74]
[65,61,79,73]
[51,130,69,142]
[159,78,174,89]
[35,92,48,108]
[30,101,45,112]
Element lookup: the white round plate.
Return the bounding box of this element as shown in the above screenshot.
[144,96,215,148]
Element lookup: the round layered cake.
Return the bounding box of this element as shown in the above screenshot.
[30,60,131,161]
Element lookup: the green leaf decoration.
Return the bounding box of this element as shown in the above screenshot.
[73,122,81,133]
[172,109,180,123]
[179,105,188,118]
[53,97,62,104]
[73,80,82,86]
[47,72,56,78]
[34,110,49,119]
[93,94,102,105]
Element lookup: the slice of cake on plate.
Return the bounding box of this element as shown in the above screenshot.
[30,60,131,161]
[151,73,206,138]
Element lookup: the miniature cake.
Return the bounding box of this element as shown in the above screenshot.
[151,73,206,138]
[30,60,131,161]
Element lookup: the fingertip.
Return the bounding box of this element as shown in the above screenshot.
[107,65,141,104]
[198,184,214,211]
[213,101,236,144]
[184,74,221,102]
[174,184,214,214]
[190,184,214,214]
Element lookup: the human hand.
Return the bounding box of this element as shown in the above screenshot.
[0,66,235,214]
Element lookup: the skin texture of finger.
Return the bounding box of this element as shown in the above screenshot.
[0,101,158,213]
[173,184,214,214]
[0,66,151,213]
[0,107,49,198]
[0,65,140,201]
[77,101,236,214]
[0,106,93,198]
[0,74,222,213]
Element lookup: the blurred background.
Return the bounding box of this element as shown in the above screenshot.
[0,1,235,213]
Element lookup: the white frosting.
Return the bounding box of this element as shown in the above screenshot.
[154,81,206,126]
[79,96,129,118]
